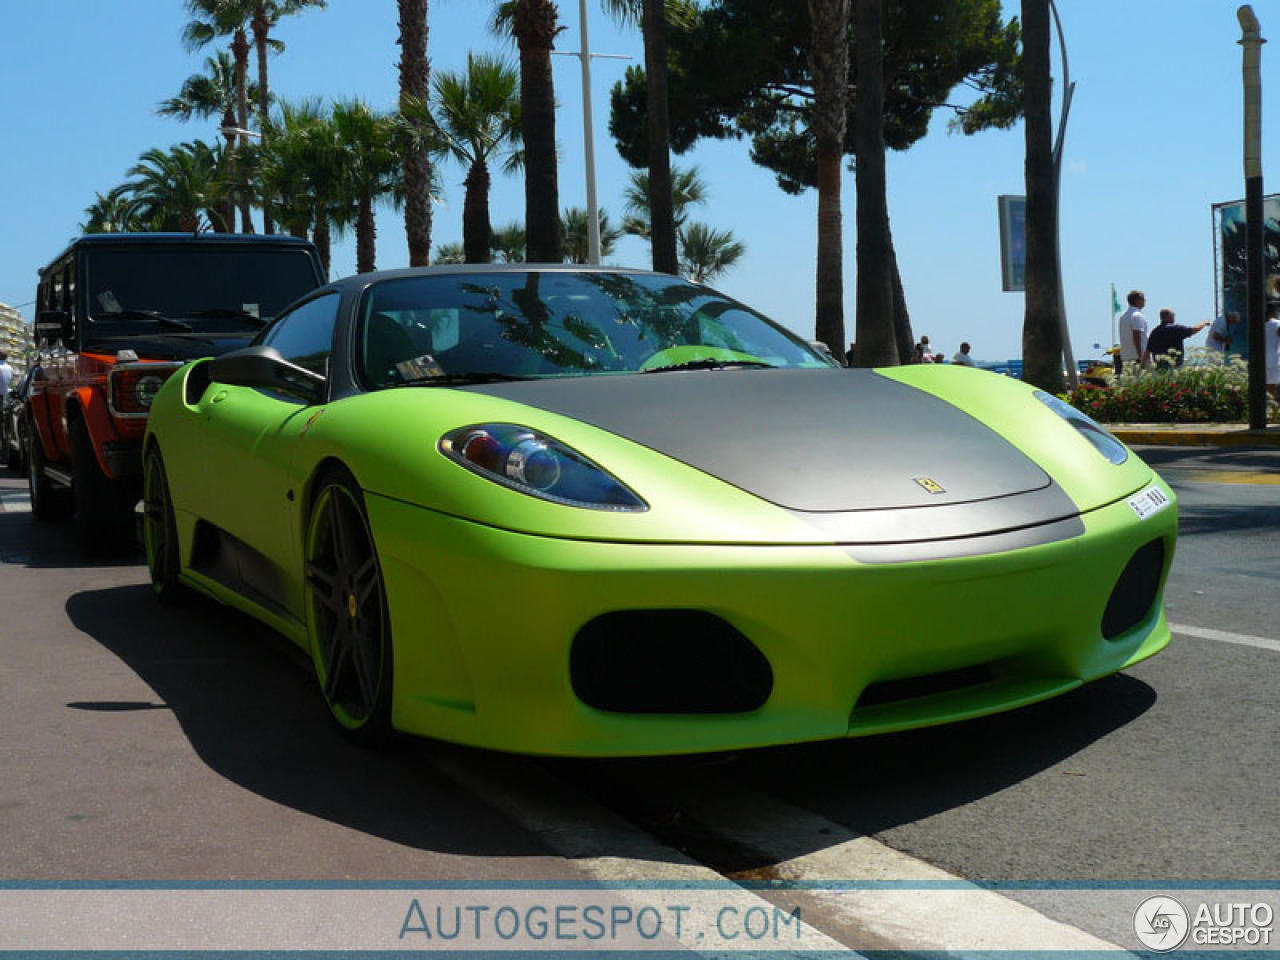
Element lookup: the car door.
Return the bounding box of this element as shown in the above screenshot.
[193,292,342,621]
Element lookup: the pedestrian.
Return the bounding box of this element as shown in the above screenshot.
[913,343,926,364]
[1266,303,1280,403]
[1116,290,1150,369]
[952,342,976,367]
[1146,309,1209,369]
[1207,311,1242,356]
[917,335,934,362]
[845,341,857,367]
[0,353,12,398]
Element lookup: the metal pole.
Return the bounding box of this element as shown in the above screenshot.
[1049,0,1078,389]
[1238,5,1266,429]
[579,0,602,265]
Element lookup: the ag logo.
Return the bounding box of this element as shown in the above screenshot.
[1134,895,1190,952]
[913,476,946,494]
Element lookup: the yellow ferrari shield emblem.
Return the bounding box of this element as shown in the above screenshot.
[913,476,946,494]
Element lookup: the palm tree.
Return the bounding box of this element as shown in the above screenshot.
[807,0,849,362]
[248,0,328,233]
[1020,0,1063,391]
[81,187,143,234]
[561,207,623,263]
[125,142,225,234]
[432,54,522,263]
[621,165,706,239]
[434,242,466,264]
[853,0,896,366]
[157,50,252,231]
[331,99,403,273]
[601,0,697,274]
[490,222,526,262]
[677,222,744,283]
[494,0,562,263]
[183,0,255,232]
[397,0,433,266]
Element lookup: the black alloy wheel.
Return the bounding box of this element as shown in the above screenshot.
[142,445,187,604]
[305,467,393,742]
[27,417,72,521]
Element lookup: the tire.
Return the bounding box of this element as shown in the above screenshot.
[70,417,138,556]
[5,433,18,472]
[142,445,189,605]
[27,418,72,521]
[304,466,394,744]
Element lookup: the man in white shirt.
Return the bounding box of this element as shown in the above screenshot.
[1207,311,1242,355]
[952,342,976,366]
[0,354,12,398]
[1265,304,1280,401]
[1116,290,1150,368]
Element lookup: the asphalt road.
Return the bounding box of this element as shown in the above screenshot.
[1,443,1277,951]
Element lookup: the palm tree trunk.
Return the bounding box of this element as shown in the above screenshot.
[231,27,255,233]
[463,159,493,263]
[1021,0,1064,391]
[221,108,238,232]
[313,218,332,279]
[642,0,677,275]
[888,219,915,361]
[808,0,849,361]
[515,0,561,263]
[398,0,433,266]
[853,0,896,365]
[252,4,274,234]
[357,193,377,273]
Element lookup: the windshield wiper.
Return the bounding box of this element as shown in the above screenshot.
[93,309,193,332]
[397,371,533,387]
[641,359,776,374]
[186,307,267,328]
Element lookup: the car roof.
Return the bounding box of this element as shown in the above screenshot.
[320,262,676,294]
[38,233,318,276]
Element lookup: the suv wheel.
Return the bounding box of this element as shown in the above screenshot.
[70,418,137,555]
[28,419,72,521]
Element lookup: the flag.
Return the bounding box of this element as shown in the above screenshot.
[1111,283,1121,316]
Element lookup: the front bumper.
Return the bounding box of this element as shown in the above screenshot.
[366,482,1177,757]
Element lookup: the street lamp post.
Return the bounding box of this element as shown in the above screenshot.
[1048,0,1078,390]
[1238,5,1267,430]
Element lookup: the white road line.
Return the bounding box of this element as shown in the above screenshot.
[428,750,1121,953]
[1170,622,1280,654]
[0,489,30,513]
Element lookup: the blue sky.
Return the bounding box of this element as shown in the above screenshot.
[0,0,1272,363]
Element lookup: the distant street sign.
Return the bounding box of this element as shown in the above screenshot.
[998,194,1026,293]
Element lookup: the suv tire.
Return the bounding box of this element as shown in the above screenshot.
[28,418,72,521]
[71,418,137,555]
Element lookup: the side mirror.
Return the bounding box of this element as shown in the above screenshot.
[208,345,326,404]
[36,310,73,345]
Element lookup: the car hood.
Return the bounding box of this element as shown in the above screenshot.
[465,367,1058,514]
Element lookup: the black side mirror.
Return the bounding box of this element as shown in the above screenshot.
[36,310,73,345]
[208,345,326,404]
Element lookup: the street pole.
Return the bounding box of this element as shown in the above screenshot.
[1238,5,1267,430]
[1049,0,1078,389]
[578,0,601,265]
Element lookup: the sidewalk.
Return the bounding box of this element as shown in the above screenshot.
[1108,422,1280,447]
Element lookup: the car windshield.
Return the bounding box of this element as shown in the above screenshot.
[357,271,830,388]
[85,246,319,338]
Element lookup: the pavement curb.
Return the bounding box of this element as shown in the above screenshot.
[1109,425,1280,447]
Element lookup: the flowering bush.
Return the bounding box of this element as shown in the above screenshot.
[1064,350,1278,423]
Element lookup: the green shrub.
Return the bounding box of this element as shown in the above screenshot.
[1064,350,1278,423]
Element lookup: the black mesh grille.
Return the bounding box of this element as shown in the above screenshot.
[570,610,773,714]
[1102,538,1166,640]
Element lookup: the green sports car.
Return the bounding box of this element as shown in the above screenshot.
[142,266,1177,756]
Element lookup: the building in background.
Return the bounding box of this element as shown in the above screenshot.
[0,303,32,374]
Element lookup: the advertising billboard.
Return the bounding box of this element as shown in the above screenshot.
[1212,194,1280,360]
[998,195,1026,293]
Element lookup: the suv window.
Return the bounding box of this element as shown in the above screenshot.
[263,293,340,377]
[85,246,321,337]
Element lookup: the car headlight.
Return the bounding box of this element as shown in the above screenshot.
[1035,391,1128,465]
[440,424,648,511]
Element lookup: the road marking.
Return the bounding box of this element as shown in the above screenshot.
[428,749,1120,953]
[0,488,30,513]
[1171,622,1280,654]
[1163,469,1280,485]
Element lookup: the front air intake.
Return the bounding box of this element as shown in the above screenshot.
[571,610,773,714]
[1102,538,1166,640]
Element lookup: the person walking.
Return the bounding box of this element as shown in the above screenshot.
[1207,311,1242,356]
[0,354,12,398]
[1116,290,1150,369]
[1266,303,1280,402]
[952,342,976,367]
[1146,309,1209,369]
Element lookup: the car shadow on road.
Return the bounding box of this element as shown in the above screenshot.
[0,506,143,569]
[65,583,559,859]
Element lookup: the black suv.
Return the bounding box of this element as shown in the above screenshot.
[29,233,326,554]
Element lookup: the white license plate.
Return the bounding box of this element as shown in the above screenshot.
[1127,484,1172,521]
